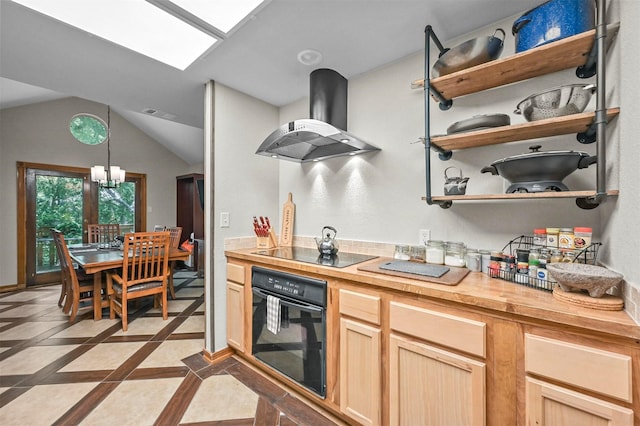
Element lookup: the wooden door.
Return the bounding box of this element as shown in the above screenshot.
[340,318,381,426]
[226,282,244,351]
[17,162,146,287]
[389,334,486,426]
[526,377,633,426]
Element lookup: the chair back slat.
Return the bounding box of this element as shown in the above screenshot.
[88,223,121,246]
[166,227,183,249]
[122,232,170,287]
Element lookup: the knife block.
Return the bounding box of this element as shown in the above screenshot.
[256,236,275,249]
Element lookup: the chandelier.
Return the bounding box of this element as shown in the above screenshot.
[69,105,126,189]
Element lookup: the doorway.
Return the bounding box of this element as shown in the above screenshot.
[17,162,146,287]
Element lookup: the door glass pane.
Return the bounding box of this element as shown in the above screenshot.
[99,182,136,234]
[35,175,84,274]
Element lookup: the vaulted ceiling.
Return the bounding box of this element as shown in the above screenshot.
[1,0,541,164]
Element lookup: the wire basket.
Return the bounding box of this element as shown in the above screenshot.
[490,235,601,292]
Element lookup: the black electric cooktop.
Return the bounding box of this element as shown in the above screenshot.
[252,247,378,268]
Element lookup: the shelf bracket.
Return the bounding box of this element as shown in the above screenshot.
[576,194,605,209]
[576,122,597,144]
[576,43,598,79]
[425,26,454,110]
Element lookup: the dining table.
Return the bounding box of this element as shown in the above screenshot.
[69,245,190,320]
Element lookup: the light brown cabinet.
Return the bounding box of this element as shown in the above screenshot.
[338,289,382,426]
[524,333,634,426]
[224,254,639,425]
[389,334,486,426]
[226,263,246,352]
[388,300,487,426]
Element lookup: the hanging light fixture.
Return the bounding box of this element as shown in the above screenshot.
[69,106,126,189]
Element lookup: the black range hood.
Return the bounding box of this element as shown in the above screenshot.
[255,69,381,163]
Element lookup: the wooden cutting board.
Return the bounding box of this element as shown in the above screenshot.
[279,192,295,247]
[358,258,469,286]
[553,287,624,311]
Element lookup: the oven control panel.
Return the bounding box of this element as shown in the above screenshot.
[251,266,327,307]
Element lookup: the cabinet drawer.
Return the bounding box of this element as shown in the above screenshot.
[390,301,485,358]
[339,289,381,325]
[226,263,245,285]
[525,334,632,403]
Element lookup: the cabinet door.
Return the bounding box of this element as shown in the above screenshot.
[226,282,244,351]
[340,318,381,426]
[389,334,485,426]
[526,377,633,426]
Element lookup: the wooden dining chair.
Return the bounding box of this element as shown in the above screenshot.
[106,231,170,331]
[51,229,98,322]
[88,223,121,247]
[166,226,183,299]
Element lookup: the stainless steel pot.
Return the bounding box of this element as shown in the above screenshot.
[514,84,596,121]
[481,145,596,193]
[431,29,505,78]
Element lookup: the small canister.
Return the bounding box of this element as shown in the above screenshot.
[558,228,575,249]
[546,227,559,248]
[425,240,445,264]
[574,227,592,249]
[444,241,466,267]
[480,250,491,274]
[465,249,482,272]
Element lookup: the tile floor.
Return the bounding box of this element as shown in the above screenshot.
[0,272,341,425]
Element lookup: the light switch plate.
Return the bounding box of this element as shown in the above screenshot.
[220,212,230,228]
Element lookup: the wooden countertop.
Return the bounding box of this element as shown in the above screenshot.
[225,248,640,340]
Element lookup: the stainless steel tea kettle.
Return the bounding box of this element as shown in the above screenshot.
[315,226,339,256]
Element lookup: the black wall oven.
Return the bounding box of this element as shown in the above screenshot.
[251,266,327,398]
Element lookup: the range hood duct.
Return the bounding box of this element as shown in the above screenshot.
[255,68,380,162]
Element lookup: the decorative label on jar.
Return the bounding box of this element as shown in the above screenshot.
[558,228,574,249]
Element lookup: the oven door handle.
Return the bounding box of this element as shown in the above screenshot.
[252,287,324,313]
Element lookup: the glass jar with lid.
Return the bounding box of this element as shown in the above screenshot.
[465,248,482,272]
[549,249,563,263]
[444,241,466,267]
[425,240,445,264]
[394,245,411,260]
[533,228,547,246]
[546,227,560,248]
[558,228,575,249]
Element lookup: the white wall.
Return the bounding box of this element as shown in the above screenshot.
[272,1,638,321]
[213,83,279,350]
[0,97,193,286]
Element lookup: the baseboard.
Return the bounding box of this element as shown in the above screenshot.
[202,346,235,364]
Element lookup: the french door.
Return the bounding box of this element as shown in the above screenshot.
[17,162,146,287]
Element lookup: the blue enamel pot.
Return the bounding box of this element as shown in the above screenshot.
[512,0,595,53]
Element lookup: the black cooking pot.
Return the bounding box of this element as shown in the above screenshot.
[481,145,596,193]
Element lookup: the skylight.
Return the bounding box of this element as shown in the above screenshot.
[11,0,265,70]
[170,0,264,33]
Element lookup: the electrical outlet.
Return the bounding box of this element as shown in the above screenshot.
[220,212,230,228]
[418,229,431,245]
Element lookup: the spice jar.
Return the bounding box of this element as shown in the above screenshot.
[425,240,445,264]
[546,227,560,248]
[562,251,577,263]
[444,242,466,267]
[489,251,503,277]
[549,249,563,263]
[533,228,547,246]
[574,227,592,249]
[558,228,575,249]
